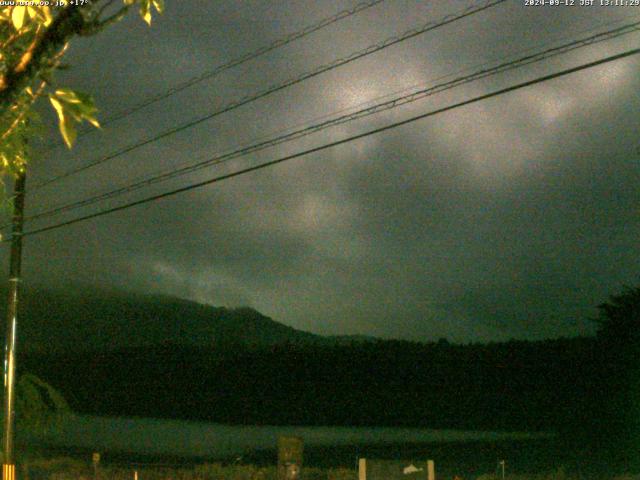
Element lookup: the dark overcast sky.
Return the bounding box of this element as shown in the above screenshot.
[5,0,640,343]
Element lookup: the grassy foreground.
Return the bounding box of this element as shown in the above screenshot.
[22,458,357,480]
[17,458,640,480]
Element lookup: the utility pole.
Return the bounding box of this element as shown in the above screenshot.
[2,171,26,480]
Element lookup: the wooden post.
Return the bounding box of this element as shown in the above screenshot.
[2,172,26,480]
[358,459,366,480]
[277,436,303,480]
[427,460,435,480]
[92,452,100,480]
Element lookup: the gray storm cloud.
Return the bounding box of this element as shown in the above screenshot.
[6,0,640,342]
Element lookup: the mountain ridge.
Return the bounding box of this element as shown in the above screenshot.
[0,285,376,354]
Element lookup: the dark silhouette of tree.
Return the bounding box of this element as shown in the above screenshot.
[590,284,640,468]
[596,285,640,346]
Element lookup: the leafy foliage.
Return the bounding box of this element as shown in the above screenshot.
[596,284,640,346]
[0,1,164,179]
[0,2,165,454]
[14,373,70,433]
[49,87,99,148]
[580,284,640,467]
[127,0,165,26]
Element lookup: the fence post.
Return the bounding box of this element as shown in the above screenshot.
[358,459,366,480]
[277,436,303,480]
[92,453,100,480]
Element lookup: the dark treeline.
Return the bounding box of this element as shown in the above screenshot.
[20,336,597,431]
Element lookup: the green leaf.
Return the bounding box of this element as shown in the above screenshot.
[88,113,100,128]
[41,5,52,25]
[49,89,100,146]
[26,5,52,26]
[70,90,92,107]
[11,6,26,30]
[152,0,164,14]
[53,88,82,104]
[50,97,77,148]
[140,0,152,25]
[69,91,101,127]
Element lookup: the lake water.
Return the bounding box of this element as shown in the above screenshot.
[27,414,552,463]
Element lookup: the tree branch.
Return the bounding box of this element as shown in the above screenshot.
[0,4,96,117]
[97,4,130,29]
[0,81,46,141]
[0,30,21,50]
[95,0,117,20]
[79,4,130,36]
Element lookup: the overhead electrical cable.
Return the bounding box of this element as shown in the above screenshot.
[181,12,640,150]
[11,46,640,240]
[17,21,640,227]
[3,13,629,211]
[32,0,507,191]
[43,0,388,148]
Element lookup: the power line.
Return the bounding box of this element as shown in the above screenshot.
[17,21,640,227]
[43,0,387,148]
[13,46,640,240]
[32,0,507,191]
[18,20,640,227]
